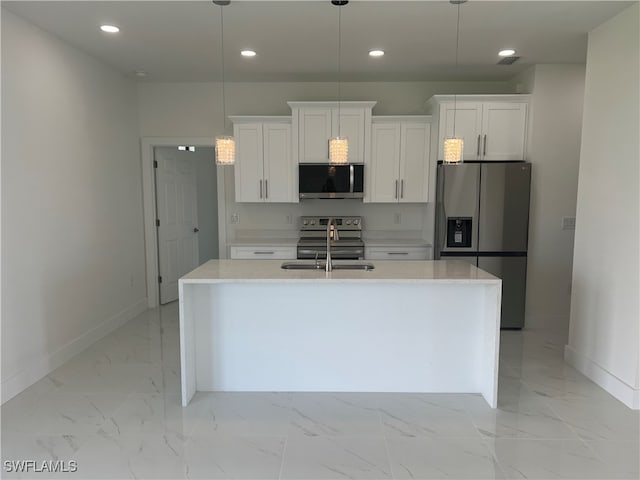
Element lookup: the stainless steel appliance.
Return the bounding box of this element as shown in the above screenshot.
[299,164,364,199]
[435,162,531,329]
[297,216,364,260]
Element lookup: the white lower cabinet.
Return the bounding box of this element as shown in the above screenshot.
[230,245,297,260]
[365,246,430,261]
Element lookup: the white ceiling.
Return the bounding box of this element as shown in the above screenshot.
[3,1,635,82]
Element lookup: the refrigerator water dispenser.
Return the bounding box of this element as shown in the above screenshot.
[447,217,472,248]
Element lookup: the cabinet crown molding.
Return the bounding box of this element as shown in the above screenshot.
[229,116,291,124]
[287,101,377,109]
[425,94,531,109]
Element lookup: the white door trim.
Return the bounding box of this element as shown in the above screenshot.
[141,137,227,308]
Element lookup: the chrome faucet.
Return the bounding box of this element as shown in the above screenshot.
[325,217,339,272]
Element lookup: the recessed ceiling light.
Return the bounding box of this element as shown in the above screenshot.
[498,49,516,57]
[241,50,257,57]
[134,70,148,78]
[100,25,120,33]
[369,49,385,57]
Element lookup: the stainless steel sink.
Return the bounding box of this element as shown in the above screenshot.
[332,263,375,271]
[281,262,374,271]
[280,262,324,270]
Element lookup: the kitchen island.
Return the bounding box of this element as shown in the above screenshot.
[179,259,502,408]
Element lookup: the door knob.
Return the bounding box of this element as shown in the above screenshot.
[193,227,200,233]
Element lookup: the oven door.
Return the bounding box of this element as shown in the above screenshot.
[297,246,364,260]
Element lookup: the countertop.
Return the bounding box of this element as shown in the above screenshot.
[180,259,500,284]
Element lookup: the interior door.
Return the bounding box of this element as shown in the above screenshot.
[155,148,199,304]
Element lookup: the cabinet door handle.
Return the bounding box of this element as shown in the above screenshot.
[483,134,487,156]
[265,179,268,199]
[254,251,274,255]
[387,252,409,255]
[395,180,399,199]
[477,135,481,157]
[259,180,263,199]
[401,180,404,199]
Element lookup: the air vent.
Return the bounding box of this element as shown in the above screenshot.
[497,56,520,65]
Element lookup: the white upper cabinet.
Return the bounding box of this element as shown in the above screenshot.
[231,117,296,203]
[367,117,431,203]
[427,95,530,162]
[288,101,376,164]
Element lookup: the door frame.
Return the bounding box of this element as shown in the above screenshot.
[141,137,227,308]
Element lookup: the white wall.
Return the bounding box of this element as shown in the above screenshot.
[566,3,639,409]
[511,65,586,335]
[137,80,515,245]
[1,10,147,402]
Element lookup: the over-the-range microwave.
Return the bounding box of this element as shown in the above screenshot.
[299,164,364,199]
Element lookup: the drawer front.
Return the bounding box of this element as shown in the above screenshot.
[365,246,429,261]
[230,246,297,260]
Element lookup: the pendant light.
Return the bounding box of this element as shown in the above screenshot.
[443,0,466,164]
[214,0,235,165]
[329,0,348,165]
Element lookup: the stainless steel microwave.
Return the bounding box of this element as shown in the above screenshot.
[299,164,364,199]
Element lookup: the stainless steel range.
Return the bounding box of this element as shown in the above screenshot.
[297,216,364,260]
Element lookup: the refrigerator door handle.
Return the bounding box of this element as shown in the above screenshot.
[477,135,481,157]
[483,134,487,157]
[395,180,398,199]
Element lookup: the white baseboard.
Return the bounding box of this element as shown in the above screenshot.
[564,345,639,409]
[1,298,148,404]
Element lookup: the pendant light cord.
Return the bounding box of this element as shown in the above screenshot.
[220,4,227,134]
[337,3,342,137]
[453,1,461,137]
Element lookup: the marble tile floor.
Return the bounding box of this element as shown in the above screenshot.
[2,302,638,479]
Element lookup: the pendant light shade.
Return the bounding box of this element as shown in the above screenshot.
[214,1,235,165]
[329,136,349,164]
[215,136,236,165]
[446,0,466,165]
[329,0,348,165]
[443,137,464,164]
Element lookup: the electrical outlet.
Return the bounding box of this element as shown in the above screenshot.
[230,213,239,224]
[561,216,576,230]
[394,213,401,224]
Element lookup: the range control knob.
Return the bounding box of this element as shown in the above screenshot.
[345,219,352,225]
[303,219,308,225]
[353,219,360,225]
[310,220,316,225]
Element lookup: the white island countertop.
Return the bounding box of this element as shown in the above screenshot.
[181,259,499,284]
[179,259,502,409]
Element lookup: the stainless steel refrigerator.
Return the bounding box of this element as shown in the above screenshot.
[435,162,531,329]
